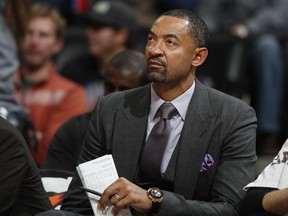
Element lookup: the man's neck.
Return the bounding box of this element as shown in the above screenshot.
[153,77,195,101]
[21,61,53,84]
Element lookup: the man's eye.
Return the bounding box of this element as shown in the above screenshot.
[147,36,154,42]
[167,40,175,45]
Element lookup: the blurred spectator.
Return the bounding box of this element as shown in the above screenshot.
[59,0,138,110]
[197,0,288,155]
[31,0,90,25]
[0,0,32,139]
[0,116,52,215]
[42,49,148,172]
[128,0,159,30]
[14,3,86,166]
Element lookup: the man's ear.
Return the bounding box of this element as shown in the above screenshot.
[192,47,208,67]
[53,39,64,54]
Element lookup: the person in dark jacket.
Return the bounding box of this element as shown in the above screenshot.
[0,116,52,215]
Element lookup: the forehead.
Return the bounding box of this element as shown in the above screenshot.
[150,15,190,38]
[28,17,56,33]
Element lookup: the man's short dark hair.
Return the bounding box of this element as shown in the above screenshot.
[162,9,209,48]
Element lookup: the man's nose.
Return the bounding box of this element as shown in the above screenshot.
[28,33,41,44]
[149,41,164,56]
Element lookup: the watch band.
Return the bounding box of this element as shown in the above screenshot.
[147,187,163,214]
[151,200,161,214]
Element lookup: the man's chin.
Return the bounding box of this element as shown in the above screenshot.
[147,72,165,83]
[24,60,44,70]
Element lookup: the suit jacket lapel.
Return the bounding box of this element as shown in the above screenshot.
[112,86,151,181]
[174,80,216,198]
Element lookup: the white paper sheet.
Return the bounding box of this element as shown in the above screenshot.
[77,154,132,216]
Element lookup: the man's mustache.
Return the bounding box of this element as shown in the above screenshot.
[147,57,166,67]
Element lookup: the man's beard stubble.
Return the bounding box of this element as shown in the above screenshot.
[147,57,167,83]
[147,68,167,83]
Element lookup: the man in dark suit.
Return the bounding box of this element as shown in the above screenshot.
[37,9,257,216]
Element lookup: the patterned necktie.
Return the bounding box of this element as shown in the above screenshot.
[139,102,177,182]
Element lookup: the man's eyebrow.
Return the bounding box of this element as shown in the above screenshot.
[148,30,179,40]
[163,34,179,40]
[148,30,156,37]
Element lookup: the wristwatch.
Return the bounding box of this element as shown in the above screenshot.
[147,187,163,214]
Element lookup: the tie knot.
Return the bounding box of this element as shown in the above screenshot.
[158,102,177,120]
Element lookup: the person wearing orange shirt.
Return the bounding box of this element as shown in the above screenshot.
[14,3,86,166]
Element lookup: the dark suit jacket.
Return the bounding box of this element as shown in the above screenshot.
[62,80,257,215]
[0,117,52,215]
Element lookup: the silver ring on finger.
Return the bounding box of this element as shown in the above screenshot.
[115,193,122,201]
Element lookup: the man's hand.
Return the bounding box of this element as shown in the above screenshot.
[97,177,152,215]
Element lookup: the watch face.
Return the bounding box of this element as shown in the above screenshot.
[150,187,163,198]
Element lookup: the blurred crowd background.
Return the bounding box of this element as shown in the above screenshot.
[1,0,288,167]
[37,0,288,154]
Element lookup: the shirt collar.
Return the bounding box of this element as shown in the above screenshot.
[150,82,195,120]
